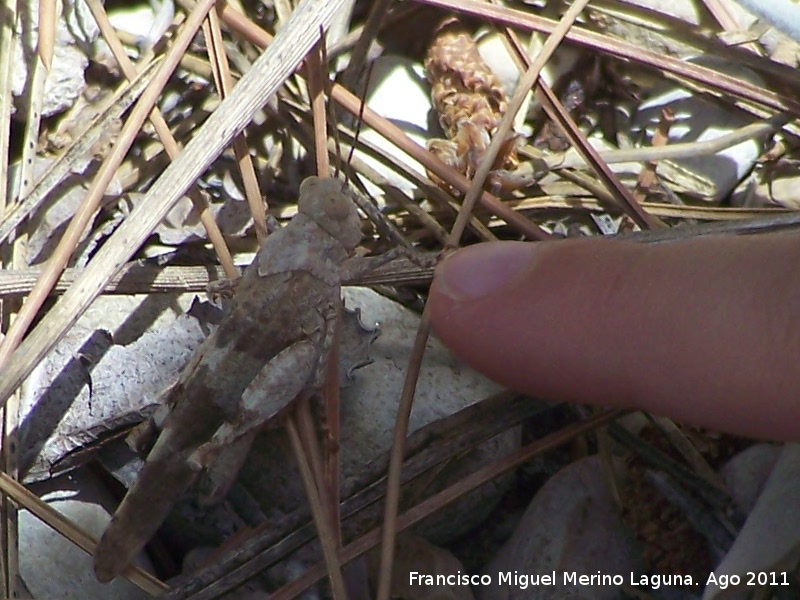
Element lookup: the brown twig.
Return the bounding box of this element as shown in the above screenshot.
[306,30,331,180]
[0,255,439,297]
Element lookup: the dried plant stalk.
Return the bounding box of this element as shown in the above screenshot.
[424,19,518,184]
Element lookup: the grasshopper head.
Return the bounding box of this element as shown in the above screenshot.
[298,176,362,251]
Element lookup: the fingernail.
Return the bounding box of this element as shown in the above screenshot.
[435,242,534,301]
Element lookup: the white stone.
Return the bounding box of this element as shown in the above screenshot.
[19,470,152,599]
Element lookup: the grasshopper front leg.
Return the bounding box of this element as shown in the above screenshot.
[341,247,440,283]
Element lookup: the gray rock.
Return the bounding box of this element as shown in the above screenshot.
[19,469,152,599]
[478,456,642,600]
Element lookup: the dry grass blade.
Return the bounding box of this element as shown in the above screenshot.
[515,195,791,221]
[375,308,432,600]
[545,114,790,171]
[219,5,549,241]
[621,210,800,242]
[0,253,438,297]
[375,3,588,598]
[0,0,19,593]
[37,0,56,70]
[83,0,236,277]
[286,416,349,599]
[14,32,48,209]
[0,0,217,382]
[0,473,168,596]
[270,409,623,600]
[0,0,15,213]
[0,0,19,598]
[306,30,331,179]
[0,0,351,411]
[203,6,268,243]
[294,395,335,530]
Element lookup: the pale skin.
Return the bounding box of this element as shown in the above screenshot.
[428,233,800,441]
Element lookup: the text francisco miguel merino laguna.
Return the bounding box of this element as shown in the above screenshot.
[408,571,759,589]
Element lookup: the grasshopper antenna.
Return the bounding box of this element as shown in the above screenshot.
[344,60,373,185]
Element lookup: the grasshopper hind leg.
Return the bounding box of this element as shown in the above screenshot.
[94,451,198,582]
[196,430,257,506]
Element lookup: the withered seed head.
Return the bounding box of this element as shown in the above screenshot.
[424,19,519,185]
[424,22,508,140]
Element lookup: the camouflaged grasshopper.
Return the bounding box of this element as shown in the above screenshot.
[94,176,416,582]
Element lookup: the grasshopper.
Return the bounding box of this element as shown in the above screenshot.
[94,176,418,582]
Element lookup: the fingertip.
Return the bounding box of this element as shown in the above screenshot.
[431,242,539,303]
[428,235,800,440]
[429,241,549,367]
[429,241,561,394]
